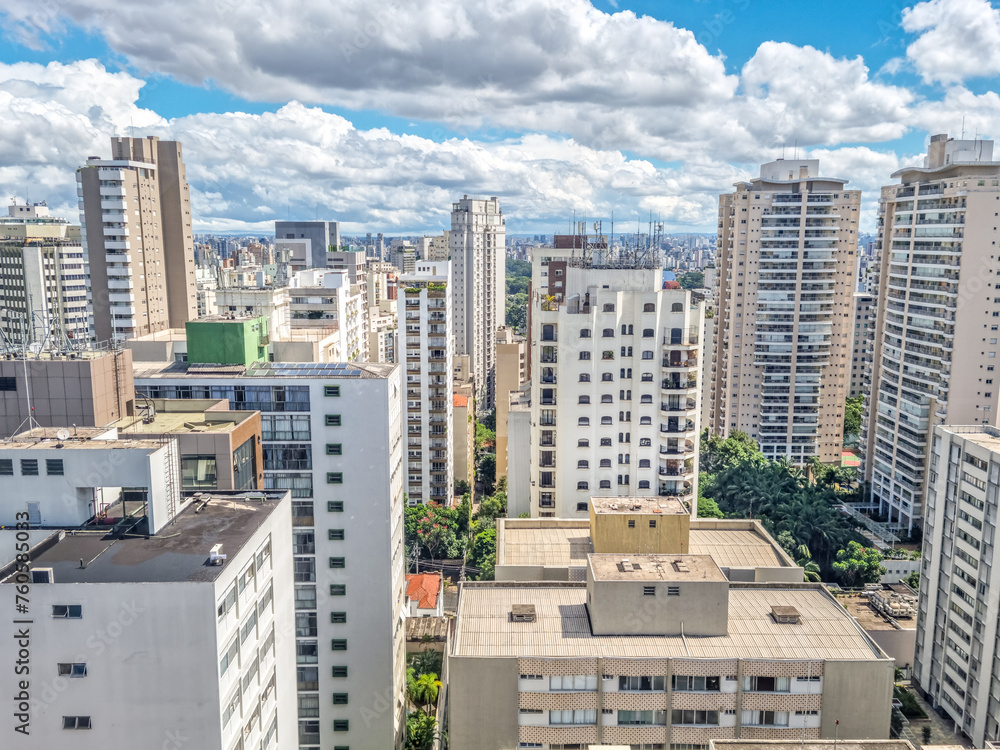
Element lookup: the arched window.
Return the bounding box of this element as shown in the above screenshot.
[577,460,589,469]
[578,439,590,447]
[640,416,652,425]
[602,328,615,338]
[643,303,655,312]
[579,395,591,404]
[579,351,591,360]
[641,395,652,403]
[641,373,653,382]
[579,373,591,382]
[638,480,651,489]
[642,328,654,338]
[601,416,613,425]
[639,459,651,468]
[621,324,628,335]
[602,373,614,382]
[576,484,589,491]
[600,438,612,446]
[578,417,590,426]
[600,459,612,468]
[601,395,613,403]
[599,480,612,489]
[580,328,592,338]
[671,303,683,312]
[639,438,652,447]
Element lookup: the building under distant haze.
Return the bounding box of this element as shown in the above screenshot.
[863,135,1000,532]
[451,196,506,412]
[78,137,197,343]
[709,159,859,466]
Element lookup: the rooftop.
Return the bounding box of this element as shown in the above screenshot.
[591,497,687,515]
[498,519,792,571]
[0,431,163,451]
[452,583,885,660]
[406,573,442,610]
[589,553,726,582]
[2,491,287,584]
[710,742,914,750]
[132,360,396,380]
[116,399,254,436]
[452,394,469,408]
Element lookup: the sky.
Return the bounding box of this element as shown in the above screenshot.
[1,0,1000,235]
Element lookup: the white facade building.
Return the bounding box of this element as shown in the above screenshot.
[0,491,296,749]
[133,359,407,750]
[915,425,1000,745]
[398,261,453,505]
[289,269,366,362]
[528,251,704,518]
[450,196,506,412]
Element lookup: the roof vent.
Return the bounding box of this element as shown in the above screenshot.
[771,605,800,624]
[209,544,227,566]
[673,560,689,573]
[511,604,536,623]
[620,558,634,573]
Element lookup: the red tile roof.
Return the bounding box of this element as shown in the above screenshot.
[405,573,442,610]
[453,394,469,407]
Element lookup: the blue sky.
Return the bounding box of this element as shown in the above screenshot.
[1,0,998,233]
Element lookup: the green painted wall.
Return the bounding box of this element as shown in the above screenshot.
[186,316,268,365]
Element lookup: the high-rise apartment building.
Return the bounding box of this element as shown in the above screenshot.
[398,261,453,505]
[849,292,873,399]
[495,326,527,479]
[450,196,505,411]
[274,220,341,270]
[78,136,197,343]
[528,246,703,518]
[289,269,366,362]
[709,159,859,465]
[0,490,296,749]
[916,424,1000,745]
[864,135,1000,532]
[132,334,406,750]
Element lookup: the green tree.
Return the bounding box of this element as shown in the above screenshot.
[405,504,466,562]
[904,570,920,590]
[475,422,496,450]
[844,395,863,443]
[677,270,705,289]
[477,453,496,495]
[474,492,507,527]
[468,527,497,580]
[412,672,443,715]
[697,496,724,518]
[832,541,885,587]
[405,711,438,750]
[699,429,763,475]
[506,292,528,331]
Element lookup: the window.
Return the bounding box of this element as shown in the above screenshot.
[639,459,650,468]
[603,303,615,312]
[220,637,239,676]
[620,709,668,725]
[331,612,347,623]
[578,439,589,447]
[332,666,349,677]
[324,385,341,397]
[0,376,15,391]
[576,502,589,511]
[20,459,38,476]
[641,373,653,382]
[602,372,614,381]
[642,328,654,337]
[643,303,655,312]
[649,520,656,528]
[579,351,591,360]
[325,414,342,426]
[240,610,258,643]
[330,584,347,596]
[601,394,613,403]
[328,500,344,512]
[638,480,650,489]
[600,438,612,446]
[294,586,316,610]
[641,351,654,359]
[639,438,651,446]
[52,605,82,619]
[327,472,343,484]
[262,444,312,471]
[579,373,590,382]
[577,481,589,490]
[578,417,590,426]
[333,693,349,705]
[580,328,592,338]
[296,612,318,638]
[600,459,612,468]
[673,675,720,691]
[577,460,589,469]
[329,528,345,541]
[578,395,591,404]
[742,675,790,692]
[640,394,652,403]
[0,459,11,476]
[671,710,718,726]
[602,350,614,360]
[57,663,87,678]
[627,520,635,528]
[333,720,349,731]
[741,710,789,726]
[601,416,612,425]
[599,480,611,489]
[45,459,64,476]
[326,443,343,455]
[550,709,597,724]
[62,716,92,730]
[619,675,666,691]
[217,584,237,620]
[299,694,320,718]
[329,557,346,568]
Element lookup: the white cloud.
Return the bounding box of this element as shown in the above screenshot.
[902,0,1000,85]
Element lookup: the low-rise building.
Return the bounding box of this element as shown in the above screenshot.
[0,490,296,749]
[405,572,444,617]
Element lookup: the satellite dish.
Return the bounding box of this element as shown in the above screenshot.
[56,429,70,441]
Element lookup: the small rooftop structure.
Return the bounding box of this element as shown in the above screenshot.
[589,553,726,582]
[590,496,687,515]
[405,573,443,613]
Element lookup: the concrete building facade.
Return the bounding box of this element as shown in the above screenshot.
[274,220,341,270]
[398,261,453,505]
[709,159,859,466]
[133,351,407,750]
[450,196,506,412]
[496,325,528,480]
[915,424,1000,745]
[863,135,1000,532]
[78,136,197,343]
[850,292,874,399]
[528,254,703,518]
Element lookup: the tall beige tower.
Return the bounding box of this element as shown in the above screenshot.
[78,136,197,343]
[709,159,859,465]
[863,134,1000,533]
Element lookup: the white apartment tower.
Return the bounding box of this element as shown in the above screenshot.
[398,261,454,505]
[133,352,407,750]
[864,135,1000,533]
[78,136,197,343]
[450,196,505,412]
[709,159,859,465]
[916,425,1000,745]
[528,246,704,518]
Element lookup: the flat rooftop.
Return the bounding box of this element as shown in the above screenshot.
[940,425,1000,453]
[2,492,287,584]
[133,360,396,380]
[711,742,914,750]
[591,497,687,515]
[590,553,726,582]
[0,434,163,451]
[498,519,791,570]
[453,583,884,660]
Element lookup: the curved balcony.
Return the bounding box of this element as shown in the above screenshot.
[659,440,696,457]
[660,420,696,436]
[662,355,699,371]
[660,399,697,413]
[662,378,698,392]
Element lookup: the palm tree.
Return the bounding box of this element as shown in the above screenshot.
[413,672,443,716]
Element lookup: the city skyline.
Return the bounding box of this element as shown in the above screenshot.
[1,0,998,234]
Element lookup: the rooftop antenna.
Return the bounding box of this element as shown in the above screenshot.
[961,115,966,140]
[793,138,798,160]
